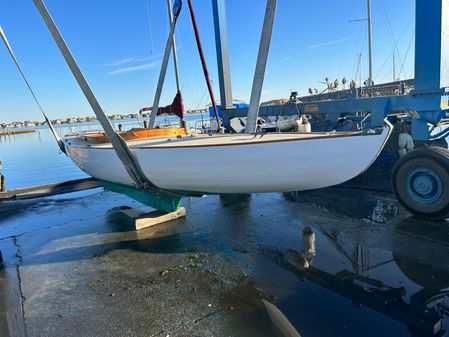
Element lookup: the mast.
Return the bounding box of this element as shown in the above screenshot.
[167,0,181,93]
[186,0,220,128]
[359,54,363,87]
[149,0,182,128]
[356,53,363,97]
[367,0,373,86]
[393,52,396,82]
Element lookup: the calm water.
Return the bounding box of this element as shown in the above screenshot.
[0,113,207,189]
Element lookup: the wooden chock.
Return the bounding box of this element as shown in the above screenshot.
[120,207,186,231]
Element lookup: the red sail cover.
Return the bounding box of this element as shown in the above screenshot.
[139,91,184,120]
[158,90,184,120]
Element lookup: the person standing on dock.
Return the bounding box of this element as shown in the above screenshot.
[0,160,4,192]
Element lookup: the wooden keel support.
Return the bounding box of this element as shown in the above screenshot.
[120,207,186,231]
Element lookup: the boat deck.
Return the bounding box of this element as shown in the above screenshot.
[65,130,361,149]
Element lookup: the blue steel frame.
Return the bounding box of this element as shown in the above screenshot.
[220,0,449,142]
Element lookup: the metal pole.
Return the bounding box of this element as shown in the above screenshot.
[359,53,362,85]
[212,0,233,109]
[167,0,181,93]
[187,0,221,128]
[393,52,396,82]
[149,19,178,128]
[245,0,277,134]
[32,0,153,191]
[367,0,373,86]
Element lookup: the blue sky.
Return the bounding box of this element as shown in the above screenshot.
[0,0,415,122]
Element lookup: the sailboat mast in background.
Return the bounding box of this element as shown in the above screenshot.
[367,0,373,86]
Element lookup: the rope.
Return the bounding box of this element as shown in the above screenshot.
[0,26,66,154]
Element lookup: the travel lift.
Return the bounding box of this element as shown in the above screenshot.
[215,0,449,221]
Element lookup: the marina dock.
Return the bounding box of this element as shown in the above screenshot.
[0,129,35,137]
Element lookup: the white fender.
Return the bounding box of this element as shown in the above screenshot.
[398,133,414,157]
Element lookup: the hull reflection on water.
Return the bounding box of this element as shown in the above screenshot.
[276,218,449,337]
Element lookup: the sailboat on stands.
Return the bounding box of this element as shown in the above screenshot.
[30,0,392,213]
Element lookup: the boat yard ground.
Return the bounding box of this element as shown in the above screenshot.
[0,188,447,337]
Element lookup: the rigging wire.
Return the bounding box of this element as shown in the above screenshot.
[352,37,367,83]
[0,26,66,154]
[375,52,393,82]
[349,0,368,82]
[398,31,415,80]
[146,0,186,114]
[146,0,155,55]
[196,87,209,110]
[348,0,358,18]
[145,0,159,111]
[380,0,405,76]
[338,0,358,76]
[374,14,414,83]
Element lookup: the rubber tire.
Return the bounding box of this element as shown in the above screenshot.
[392,146,449,221]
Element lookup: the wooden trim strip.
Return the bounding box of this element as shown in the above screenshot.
[66,131,378,150]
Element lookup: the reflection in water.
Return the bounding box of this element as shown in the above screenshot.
[220,282,301,337]
[301,227,316,269]
[278,221,449,337]
[290,227,316,270]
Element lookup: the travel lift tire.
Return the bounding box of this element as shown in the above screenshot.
[392,146,449,221]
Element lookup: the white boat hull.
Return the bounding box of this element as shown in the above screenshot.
[64,125,391,195]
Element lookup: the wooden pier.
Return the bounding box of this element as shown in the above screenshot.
[0,129,36,137]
